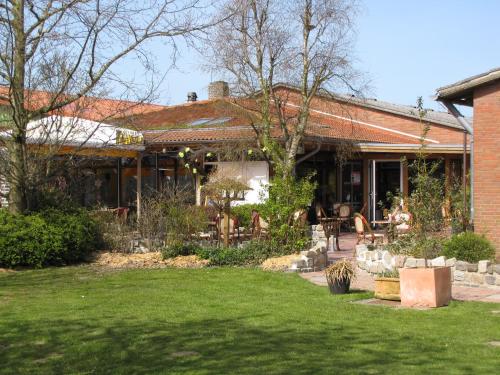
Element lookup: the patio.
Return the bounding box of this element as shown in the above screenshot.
[302,232,500,303]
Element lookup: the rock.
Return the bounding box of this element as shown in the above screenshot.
[494,264,500,274]
[381,250,392,263]
[471,273,484,285]
[300,250,309,257]
[450,267,455,281]
[487,265,493,274]
[306,250,318,258]
[454,270,465,281]
[445,257,457,267]
[394,255,407,268]
[456,261,468,271]
[431,256,446,267]
[371,251,380,261]
[369,263,384,274]
[404,257,417,268]
[496,277,500,286]
[356,244,368,254]
[357,261,366,270]
[484,275,496,285]
[416,258,426,268]
[467,263,478,272]
[478,260,491,273]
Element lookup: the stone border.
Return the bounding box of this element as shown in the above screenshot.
[356,244,500,288]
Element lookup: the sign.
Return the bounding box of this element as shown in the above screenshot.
[116,130,143,145]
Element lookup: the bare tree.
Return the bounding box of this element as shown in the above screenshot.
[204,0,361,177]
[0,0,220,213]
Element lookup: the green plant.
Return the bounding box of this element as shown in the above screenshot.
[377,269,400,278]
[0,208,99,268]
[325,258,355,284]
[262,173,316,254]
[442,231,495,263]
[387,232,444,259]
[195,240,279,266]
[161,242,202,259]
[231,204,265,228]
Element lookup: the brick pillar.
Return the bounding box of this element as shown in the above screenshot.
[473,81,500,260]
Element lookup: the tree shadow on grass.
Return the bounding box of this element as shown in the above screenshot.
[0,315,491,375]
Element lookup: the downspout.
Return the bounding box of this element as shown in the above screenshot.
[296,142,322,166]
[440,101,474,225]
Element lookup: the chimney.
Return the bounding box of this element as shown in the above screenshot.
[208,81,229,100]
[187,92,197,102]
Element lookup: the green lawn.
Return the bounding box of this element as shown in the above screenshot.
[0,267,499,375]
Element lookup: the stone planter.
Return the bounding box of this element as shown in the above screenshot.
[400,267,452,308]
[374,277,400,301]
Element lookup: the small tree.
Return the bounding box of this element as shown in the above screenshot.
[202,168,249,247]
[406,97,445,263]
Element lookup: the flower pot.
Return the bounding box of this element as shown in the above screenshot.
[399,267,452,308]
[328,278,351,294]
[374,277,400,301]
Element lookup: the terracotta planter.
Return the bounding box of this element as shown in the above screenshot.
[374,277,400,301]
[399,267,452,308]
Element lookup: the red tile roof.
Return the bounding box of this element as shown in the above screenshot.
[0,86,165,121]
[137,98,420,145]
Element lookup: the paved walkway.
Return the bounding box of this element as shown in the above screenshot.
[302,232,500,304]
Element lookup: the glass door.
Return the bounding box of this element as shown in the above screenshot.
[369,160,403,223]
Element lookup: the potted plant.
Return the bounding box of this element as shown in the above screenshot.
[325,258,355,294]
[374,269,400,301]
[399,99,452,308]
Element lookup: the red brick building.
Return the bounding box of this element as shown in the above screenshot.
[437,68,500,259]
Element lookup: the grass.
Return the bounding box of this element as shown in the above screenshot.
[0,266,499,374]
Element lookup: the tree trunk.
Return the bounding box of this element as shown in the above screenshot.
[8,0,28,214]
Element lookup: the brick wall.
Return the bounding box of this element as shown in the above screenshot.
[473,81,500,260]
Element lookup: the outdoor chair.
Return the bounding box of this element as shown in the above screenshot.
[354,213,384,245]
[251,210,269,240]
[315,202,327,222]
[338,204,352,232]
[389,211,412,237]
[217,214,241,244]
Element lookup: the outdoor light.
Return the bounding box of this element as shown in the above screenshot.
[162,148,166,154]
[248,149,253,155]
[178,151,185,158]
[206,152,213,157]
[185,147,191,152]
[192,168,197,174]
[184,163,190,168]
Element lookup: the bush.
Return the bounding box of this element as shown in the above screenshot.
[263,174,316,253]
[387,232,444,259]
[442,231,495,263]
[0,209,99,268]
[196,240,279,266]
[161,242,201,259]
[230,204,265,228]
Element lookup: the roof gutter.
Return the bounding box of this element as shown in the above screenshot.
[438,100,474,225]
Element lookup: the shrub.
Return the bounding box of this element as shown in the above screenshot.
[0,208,99,268]
[263,174,316,253]
[231,203,265,228]
[195,240,279,266]
[442,231,495,263]
[387,232,444,259]
[161,242,201,259]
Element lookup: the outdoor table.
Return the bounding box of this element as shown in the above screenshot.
[319,217,341,251]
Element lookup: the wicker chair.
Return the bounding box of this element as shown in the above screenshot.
[354,213,384,244]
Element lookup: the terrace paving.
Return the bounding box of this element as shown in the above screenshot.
[301,232,500,303]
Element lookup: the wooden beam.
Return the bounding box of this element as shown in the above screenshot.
[137,153,142,219]
[117,158,122,207]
